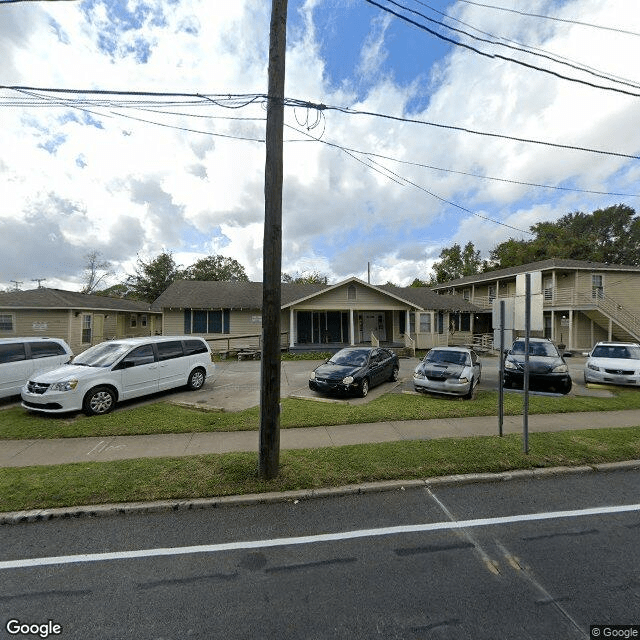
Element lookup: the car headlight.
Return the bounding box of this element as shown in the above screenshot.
[504,360,517,370]
[458,377,469,383]
[413,371,425,379]
[587,363,600,372]
[49,379,78,392]
[552,364,569,373]
[342,376,354,384]
[309,371,316,380]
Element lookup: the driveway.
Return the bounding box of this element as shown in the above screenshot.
[170,354,611,412]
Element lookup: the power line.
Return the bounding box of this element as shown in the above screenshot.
[286,123,534,235]
[458,0,640,39]
[3,85,639,161]
[364,0,640,99]
[410,0,640,90]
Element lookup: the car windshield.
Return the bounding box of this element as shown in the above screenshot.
[328,350,369,367]
[73,342,132,367]
[511,341,557,357]
[425,350,469,366]
[592,345,640,360]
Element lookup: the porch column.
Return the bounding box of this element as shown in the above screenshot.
[608,317,613,341]
[349,309,355,345]
[551,310,555,342]
[405,310,410,338]
[569,309,574,350]
[289,308,295,348]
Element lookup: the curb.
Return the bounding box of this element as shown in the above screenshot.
[2,460,639,525]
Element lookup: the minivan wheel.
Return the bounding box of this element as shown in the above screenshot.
[358,378,369,398]
[83,386,116,416]
[187,368,206,390]
[389,366,399,382]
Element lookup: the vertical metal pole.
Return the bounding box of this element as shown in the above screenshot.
[498,300,505,437]
[523,273,530,454]
[259,0,288,480]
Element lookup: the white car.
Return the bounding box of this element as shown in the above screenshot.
[413,346,481,399]
[21,336,215,415]
[584,341,640,386]
[0,337,73,399]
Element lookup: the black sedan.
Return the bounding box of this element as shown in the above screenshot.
[309,347,399,398]
[503,337,572,394]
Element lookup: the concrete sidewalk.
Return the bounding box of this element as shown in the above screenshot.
[3,409,640,469]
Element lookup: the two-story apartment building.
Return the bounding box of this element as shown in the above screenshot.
[430,259,640,352]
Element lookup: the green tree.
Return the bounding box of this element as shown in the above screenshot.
[126,252,182,302]
[282,270,329,284]
[182,255,249,282]
[429,242,485,285]
[489,204,640,268]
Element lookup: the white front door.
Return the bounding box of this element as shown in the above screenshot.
[361,313,386,342]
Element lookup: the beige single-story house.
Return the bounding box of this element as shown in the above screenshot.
[0,288,162,355]
[430,258,640,352]
[152,277,484,353]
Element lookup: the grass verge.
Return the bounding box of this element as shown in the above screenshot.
[2,426,639,512]
[3,388,640,440]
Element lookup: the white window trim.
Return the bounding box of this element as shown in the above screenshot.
[0,312,15,332]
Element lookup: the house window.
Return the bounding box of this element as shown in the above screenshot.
[419,313,432,333]
[184,309,230,334]
[462,288,470,301]
[347,285,356,301]
[488,285,496,304]
[409,312,416,334]
[82,314,92,344]
[141,314,148,328]
[0,313,14,332]
[592,274,604,299]
[130,315,138,328]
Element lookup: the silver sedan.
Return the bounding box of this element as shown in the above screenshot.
[413,346,482,399]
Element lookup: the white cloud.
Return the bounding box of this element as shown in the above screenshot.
[1,0,639,291]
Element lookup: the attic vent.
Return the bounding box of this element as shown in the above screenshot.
[347,285,357,301]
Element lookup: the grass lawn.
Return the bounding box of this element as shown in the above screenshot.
[3,387,640,440]
[2,426,639,512]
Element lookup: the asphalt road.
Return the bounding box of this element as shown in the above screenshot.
[1,469,638,639]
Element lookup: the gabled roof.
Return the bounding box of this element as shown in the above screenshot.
[153,278,481,313]
[0,288,154,312]
[430,258,640,290]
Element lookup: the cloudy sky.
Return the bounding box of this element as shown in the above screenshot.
[1,0,639,291]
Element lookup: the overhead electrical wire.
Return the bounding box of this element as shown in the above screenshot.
[457,0,640,39]
[364,0,640,98]
[410,0,640,90]
[3,85,639,161]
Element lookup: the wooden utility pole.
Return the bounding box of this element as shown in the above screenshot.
[259,0,288,479]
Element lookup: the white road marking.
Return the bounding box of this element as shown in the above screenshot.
[2,503,639,571]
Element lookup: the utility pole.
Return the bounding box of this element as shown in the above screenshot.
[259,0,288,480]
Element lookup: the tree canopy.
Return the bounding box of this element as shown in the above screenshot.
[489,204,640,268]
[181,255,249,282]
[282,270,329,284]
[428,241,488,285]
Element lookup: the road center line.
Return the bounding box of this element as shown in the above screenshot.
[2,503,639,571]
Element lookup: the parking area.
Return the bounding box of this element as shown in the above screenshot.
[0,354,613,415]
[169,354,612,412]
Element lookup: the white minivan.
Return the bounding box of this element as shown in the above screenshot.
[21,336,215,415]
[0,337,73,399]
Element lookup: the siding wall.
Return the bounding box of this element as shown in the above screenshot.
[0,309,160,355]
